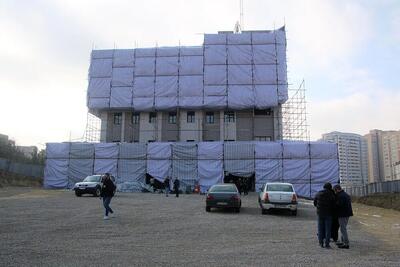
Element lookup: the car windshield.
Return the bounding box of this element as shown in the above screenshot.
[209,185,237,193]
[83,175,101,182]
[267,184,293,192]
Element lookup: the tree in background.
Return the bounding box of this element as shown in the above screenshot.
[0,140,44,165]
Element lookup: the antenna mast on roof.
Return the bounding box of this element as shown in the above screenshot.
[234,0,244,33]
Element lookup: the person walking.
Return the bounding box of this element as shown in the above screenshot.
[313,183,336,248]
[334,184,353,249]
[101,173,116,220]
[164,176,171,197]
[173,178,180,198]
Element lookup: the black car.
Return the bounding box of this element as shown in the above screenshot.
[206,184,241,213]
[73,175,116,197]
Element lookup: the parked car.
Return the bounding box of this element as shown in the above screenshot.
[258,182,298,215]
[206,184,241,213]
[73,174,116,197]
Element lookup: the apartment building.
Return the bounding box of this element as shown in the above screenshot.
[364,129,400,182]
[322,132,367,186]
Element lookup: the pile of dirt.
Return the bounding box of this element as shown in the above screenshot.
[353,193,400,211]
[0,170,43,187]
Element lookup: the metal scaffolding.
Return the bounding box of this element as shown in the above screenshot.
[282,79,310,141]
[84,111,101,142]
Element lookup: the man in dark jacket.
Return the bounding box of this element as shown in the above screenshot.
[314,183,336,248]
[164,176,171,197]
[334,184,353,249]
[330,187,340,245]
[173,178,180,198]
[101,173,116,220]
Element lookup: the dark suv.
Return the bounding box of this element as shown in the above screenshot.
[73,175,116,197]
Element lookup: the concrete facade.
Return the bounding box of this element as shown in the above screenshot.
[322,131,368,186]
[98,106,282,143]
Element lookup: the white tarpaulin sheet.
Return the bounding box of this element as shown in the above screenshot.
[70,143,94,159]
[93,143,118,177]
[87,27,288,110]
[113,49,134,67]
[147,142,171,182]
[310,142,339,196]
[88,98,109,109]
[68,159,94,188]
[44,159,68,188]
[118,143,147,190]
[112,67,134,87]
[110,87,132,108]
[282,142,311,197]
[198,142,223,193]
[46,143,70,159]
[255,142,282,192]
[224,142,254,177]
[172,143,198,190]
[283,159,311,197]
[88,78,111,98]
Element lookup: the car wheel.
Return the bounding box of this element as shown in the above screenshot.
[206,206,211,212]
[94,187,101,197]
[261,208,268,215]
[291,210,297,216]
[75,191,81,197]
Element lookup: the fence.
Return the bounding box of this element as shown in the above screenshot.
[344,180,400,197]
[0,158,44,178]
[44,141,339,198]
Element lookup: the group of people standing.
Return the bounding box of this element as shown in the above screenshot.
[163,176,180,198]
[314,183,353,249]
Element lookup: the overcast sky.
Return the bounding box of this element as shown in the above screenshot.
[1,0,399,147]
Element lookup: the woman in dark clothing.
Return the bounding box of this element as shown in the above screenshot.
[173,178,180,198]
[101,173,116,220]
[330,188,340,244]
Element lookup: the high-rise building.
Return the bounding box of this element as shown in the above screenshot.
[364,129,400,182]
[321,131,367,186]
[87,27,288,143]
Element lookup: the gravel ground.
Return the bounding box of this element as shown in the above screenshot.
[0,187,399,267]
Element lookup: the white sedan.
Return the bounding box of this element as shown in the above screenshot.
[258,182,298,216]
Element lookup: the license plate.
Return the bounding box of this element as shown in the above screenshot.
[217,202,227,205]
[79,186,86,189]
[275,204,287,208]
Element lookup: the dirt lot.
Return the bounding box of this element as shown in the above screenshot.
[0,187,399,267]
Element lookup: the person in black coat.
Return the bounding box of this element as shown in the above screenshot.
[313,183,336,248]
[334,184,353,249]
[101,173,116,220]
[330,187,340,244]
[173,178,180,198]
[164,176,171,197]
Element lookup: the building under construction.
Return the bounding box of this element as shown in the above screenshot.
[44,27,332,198]
[87,27,288,143]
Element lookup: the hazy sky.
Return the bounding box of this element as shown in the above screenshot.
[1,0,399,147]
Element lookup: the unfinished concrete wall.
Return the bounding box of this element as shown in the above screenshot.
[236,110,253,141]
[161,111,179,142]
[203,111,220,141]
